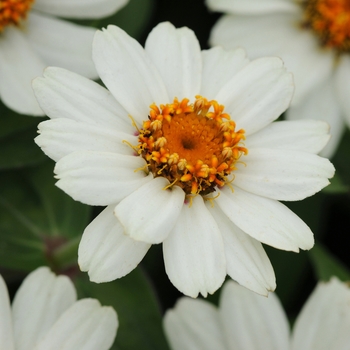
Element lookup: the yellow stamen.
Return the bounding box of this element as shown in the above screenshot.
[130,96,248,197]
[0,0,34,32]
[302,0,350,53]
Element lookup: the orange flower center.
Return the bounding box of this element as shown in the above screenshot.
[302,0,350,53]
[0,0,34,32]
[133,96,247,196]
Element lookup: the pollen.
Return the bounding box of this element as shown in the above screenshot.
[302,0,350,53]
[134,96,247,196]
[0,0,34,32]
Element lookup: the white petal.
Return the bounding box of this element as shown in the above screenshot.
[0,276,15,350]
[145,22,201,100]
[35,118,136,162]
[233,148,335,201]
[35,299,118,350]
[12,267,76,350]
[335,56,350,128]
[216,186,314,251]
[291,278,350,350]
[164,298,227,350]
[163,196,226,297]
[210,13,334,105]
[93,25,169,124]
[32,67,133,134]
[26,13,97,79]
[215,57,294,135]
[115,177,185,244]
[246,120,331,154]
[219,281,290,350]
[208,204,276,295]
[54,151,152,206]
[78,206,151,282]
[0,27,44,116]
[33,0,128,18]
[206,0,299,14]
[200,46,249,99]
[287,79,343,158]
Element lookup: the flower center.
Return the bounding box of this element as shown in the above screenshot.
[0,0,34,32]
[133,96,247,196]
[302,0,350,53]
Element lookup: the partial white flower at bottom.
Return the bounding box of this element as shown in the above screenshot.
[164,278,350,350]
[33,22,335,298]
[0,267,118,350]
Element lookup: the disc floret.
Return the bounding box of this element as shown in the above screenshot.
[302,0,350,53]
[135,96,247,196]
[0,0,34,32]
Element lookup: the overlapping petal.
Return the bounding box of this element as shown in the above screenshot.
[210,13,334,105]
[78,206,151,283]
[208,204,276,295]
[0,276,15,350]
[206,0,299,14]
[36,118,135,162]
[115,177,185,244]
[12,267,76,350]
[216,186,314,251]
[291,278,350,350]
[164,298,227,350]
[145,22,202,101]
[35,299,118,350]
[33,0,128,19]
[93,25,169,123]
[54,151,153,206]
[200,46,249,99]
[219,281,290,350]
[233,148,335,201]
[287,81,343,158]
[33,67,133,133]
[0,27,45,116]
[246,120,331,154]
[26,13,97,79]
[163,196,226,297]
[214,57,294,135]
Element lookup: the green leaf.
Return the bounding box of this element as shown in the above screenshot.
[0,103,47,169]
[322,173,348,194]
[0,161,91,272]
[309,242,350,281]
[265,246,310,311]
[75,268,170,350]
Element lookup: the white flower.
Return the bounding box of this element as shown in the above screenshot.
[164,278,350,350]
[33,22,334,298]
[207,0,350,158]
[0,0,128,116]
[0,266,118,350]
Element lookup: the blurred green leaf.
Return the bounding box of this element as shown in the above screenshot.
[265,246,310,312]
[76,268,170,350]
[332,129,350,188]
[0,161,91,272]
[322,173,348,194]
[0,103,46,169]
[309,242,350,281]
[75,0,155,40]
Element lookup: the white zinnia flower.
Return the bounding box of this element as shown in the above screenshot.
[208,0,350,158]
[0,266,118,350]
[164,278,350,350]
[33,22,334,298]
[0,0,128,116]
